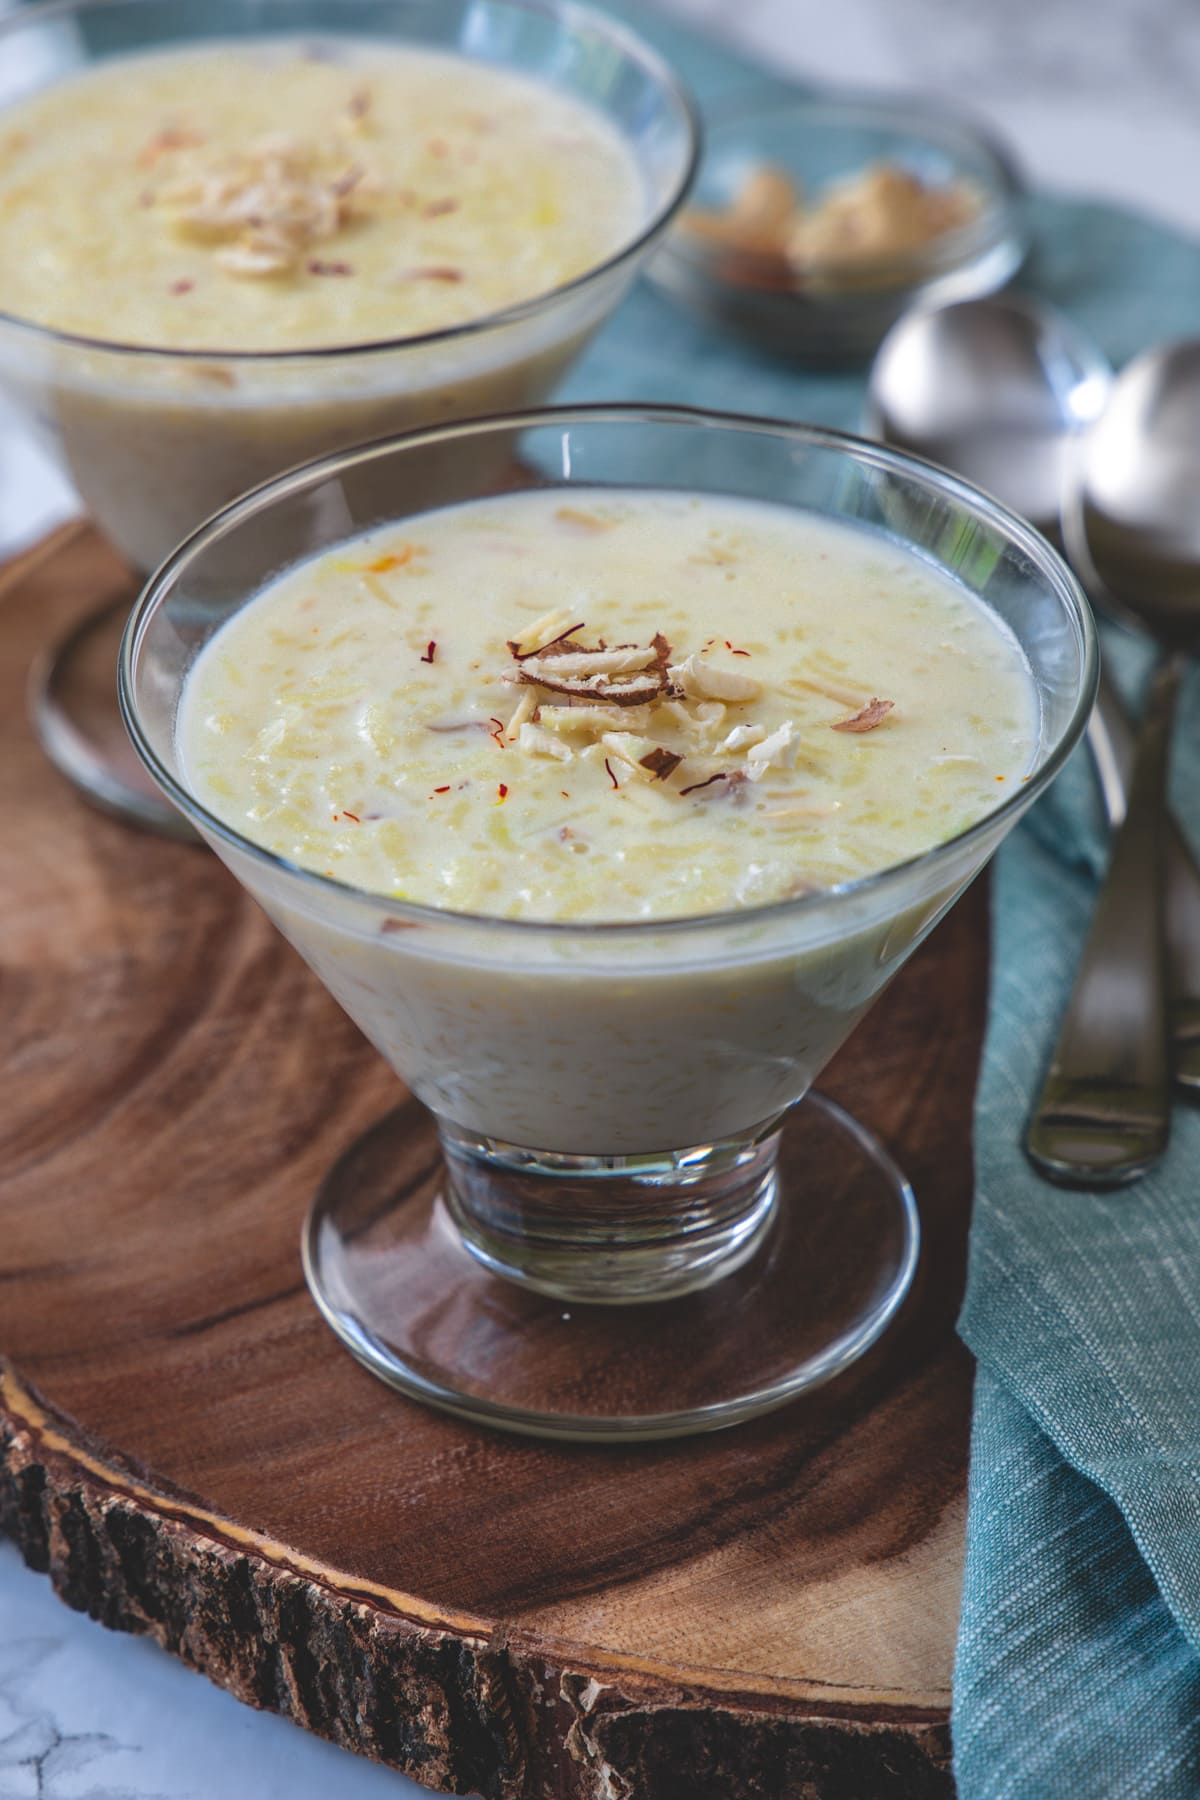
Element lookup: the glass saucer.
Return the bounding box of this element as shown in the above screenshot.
[303,1091,919,1444]
[31,594,194,839]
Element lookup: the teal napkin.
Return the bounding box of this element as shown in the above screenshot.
[591,6,1200,1793]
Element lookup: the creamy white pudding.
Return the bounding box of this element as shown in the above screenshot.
[174,488,1036,1152]
[0,32,669,568]
[181,489,1035,920]
[0,43,642,351]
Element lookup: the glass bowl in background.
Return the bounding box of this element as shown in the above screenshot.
[120,405,1097,1442]
[0,0,698,832]
[649,91,1027,365]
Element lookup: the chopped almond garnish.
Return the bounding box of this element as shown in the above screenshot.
[504,688,538,741]
[507,608,580,659]
[639,746,684,782]
[601,733,673,780]
[669,653,760,704]
[517,722,573,762]
[831,697,894,733]
[722,722,767,753]
[536,704,653,735]
[162,133,377,278]
[519,645,656,682]
[518,668,665,707]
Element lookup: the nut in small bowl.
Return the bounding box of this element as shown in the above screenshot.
[650,91,1028,365]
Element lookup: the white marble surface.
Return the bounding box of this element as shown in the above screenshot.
[2,1,1199,1796]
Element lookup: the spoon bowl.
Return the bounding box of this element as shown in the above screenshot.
[866,292,1111,535]
[1065,339,1200,647]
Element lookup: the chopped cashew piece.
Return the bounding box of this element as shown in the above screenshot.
[669,654,761,704]
[747,720,798,780]
[722,722,768,753]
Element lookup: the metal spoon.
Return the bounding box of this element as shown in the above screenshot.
[867,295,1200,1118]
[866,291,1112,540]
[1026,342,1200,1180]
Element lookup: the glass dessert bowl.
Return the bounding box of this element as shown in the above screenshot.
[0,0,698,834]
[650,91,1026,364]
[120,406,1096,1441]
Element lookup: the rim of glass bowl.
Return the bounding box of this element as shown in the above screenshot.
[0,0,702,362]
[120,402,1098,945]
[665,88,1026,292]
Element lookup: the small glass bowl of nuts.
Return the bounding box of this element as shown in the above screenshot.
[650,91,1028,364]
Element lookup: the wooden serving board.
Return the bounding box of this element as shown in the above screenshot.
[0,525,986,1800]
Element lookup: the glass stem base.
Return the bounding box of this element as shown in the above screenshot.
[440,1121,782,1304]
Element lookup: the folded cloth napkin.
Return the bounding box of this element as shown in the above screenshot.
[590,7,1200,1792]
[954,630,1200,1799]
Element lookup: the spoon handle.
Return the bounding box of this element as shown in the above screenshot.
[1025,655,1182,1186]
[1090,667,1200,1090]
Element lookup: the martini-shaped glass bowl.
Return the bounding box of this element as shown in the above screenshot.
[120,405,1096,1440]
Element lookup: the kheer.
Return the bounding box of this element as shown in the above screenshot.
[180,489,1036,922]
[0,42,643,350]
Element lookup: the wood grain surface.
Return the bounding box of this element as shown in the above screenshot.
[0,526,986,1800]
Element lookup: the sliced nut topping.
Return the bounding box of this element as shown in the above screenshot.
[512,629,673,708]
[503,688,538,741]
[159,132,378,279]
[600,734,682,783]
[507,608,581,659]
[497,611,895,801]
[536,704,653,735]
[669,653,761,704]
[519,669,666,707]
[722,722,767,753]
[638,746,684,782]
[519,645,656,682]
[518,722,574,761]
[746,720,798,780]
[831,697,894,733]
